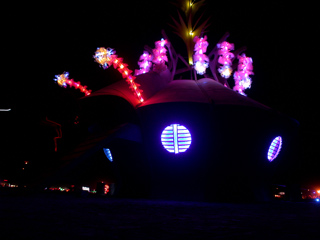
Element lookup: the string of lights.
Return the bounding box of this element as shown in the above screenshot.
[94,47,144,103]
[53,72,92,96]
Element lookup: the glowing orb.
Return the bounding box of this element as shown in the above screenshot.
[161,124,192,154]
[267,136,282,162]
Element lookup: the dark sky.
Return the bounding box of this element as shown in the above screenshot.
[2,1,319,187]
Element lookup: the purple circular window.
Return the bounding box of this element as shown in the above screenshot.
[161,124,192,154]
[267,136,282,162]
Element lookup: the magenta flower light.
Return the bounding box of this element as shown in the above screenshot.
[233,53,254,96]
[134,51,153,76]
[193,35,209,75]
[152,38,168,73]
[217,41,234,79]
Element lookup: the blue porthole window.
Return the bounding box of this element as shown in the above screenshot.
[161,124,192,154]
[103,148,113,162]
[267,136,282,162]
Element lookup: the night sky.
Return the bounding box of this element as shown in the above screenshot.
[2,1,319,188]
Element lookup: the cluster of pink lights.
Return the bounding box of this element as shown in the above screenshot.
[94,47,144,103]
[233,53,254,96]
[54,72,91,96]
[135,51,153,76]
[135,38,168,76]
[217,41,234,79]
[193,36,209,75]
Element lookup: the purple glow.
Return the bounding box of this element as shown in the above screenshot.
[135,39,168,75]
[233,53,254,96]
[152,38,168,73]
[267,136,282,162]
[135,51,153,76]
[193,36,209,75]
[217,41,234,79]
[161,124,192,154]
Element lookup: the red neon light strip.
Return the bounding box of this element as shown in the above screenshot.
[94,48,144,103]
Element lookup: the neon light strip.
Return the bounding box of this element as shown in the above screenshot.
[54,72,91,96]
[94,47,144,103]
[173,124,179,154]
[0,109,11,111]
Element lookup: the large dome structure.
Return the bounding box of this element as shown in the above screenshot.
[49,2,300,201]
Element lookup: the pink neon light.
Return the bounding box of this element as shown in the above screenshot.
[54,72,91,96]
[134,51,153,76]
[135,38,169,75]
[152,38,168,73]
[217,41,234,79]
[193,36,209,75]
[94,48,144,103]
[233,53,254,96]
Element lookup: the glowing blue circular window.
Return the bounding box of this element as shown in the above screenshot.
[161,124,192,154]
[103,148,113,162]
[267,136,282,162]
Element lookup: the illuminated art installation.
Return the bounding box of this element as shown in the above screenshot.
[161,124,192,154]
[54,72,92,96]
[233,53,254,96]
[48,0,299,203]
[217,41,234,79]
[94,47,144,103]
[193,35,209,75]
[267,136,282,162]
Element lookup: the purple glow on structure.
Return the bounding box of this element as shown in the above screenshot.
[161,124,192,154]
[267,136,282,162]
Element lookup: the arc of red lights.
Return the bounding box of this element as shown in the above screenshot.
[54,72,92,96]
[94,47,144,103]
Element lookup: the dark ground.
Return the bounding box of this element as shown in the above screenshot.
[1,192,319,239]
